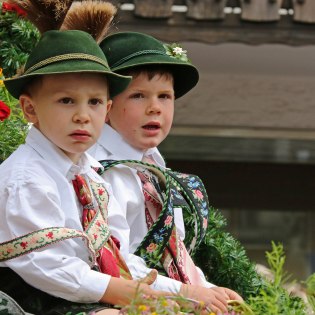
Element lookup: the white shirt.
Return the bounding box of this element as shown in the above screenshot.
[89,124,215,292]
[0,126,114,303]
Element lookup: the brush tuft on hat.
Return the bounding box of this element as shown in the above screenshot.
[61,1,117,44]
[8,0,74,33]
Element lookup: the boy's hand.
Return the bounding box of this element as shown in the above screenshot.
[179,284,243,314]
[138,269,158,285]
[101,277,167,306]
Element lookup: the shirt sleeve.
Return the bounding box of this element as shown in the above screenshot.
[105,165,148,257]
[1,169,110,303]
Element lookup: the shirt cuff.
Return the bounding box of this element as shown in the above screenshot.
[78,269,111,302]
[151,273,182,293]
[127,253,182,293]
[196,266,216,288]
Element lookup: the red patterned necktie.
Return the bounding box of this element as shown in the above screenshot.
[140,156,204,285]
[72,174,131,279]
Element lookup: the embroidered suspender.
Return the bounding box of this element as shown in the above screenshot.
[168,171,209,254]
[98,159,210,267]
[0,227,96,265]
[99,160,173,270]
[1,178,109,268]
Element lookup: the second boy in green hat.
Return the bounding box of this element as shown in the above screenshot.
[89,31,243,314]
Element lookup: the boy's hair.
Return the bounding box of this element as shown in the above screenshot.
[118,65,174,83]
[21,76,43,97]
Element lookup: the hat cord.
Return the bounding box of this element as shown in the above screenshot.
[111,50,167,69]
[24,53,109,75]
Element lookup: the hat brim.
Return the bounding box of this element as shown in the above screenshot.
[4,60,131,99]
[112,54,199,99]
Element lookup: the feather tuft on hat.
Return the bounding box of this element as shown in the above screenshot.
[7,0,74,33]
[61,1,117,44]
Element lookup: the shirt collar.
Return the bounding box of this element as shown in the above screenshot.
[26,126,102,179]
[98,124,144,160]
[98,124,165,167]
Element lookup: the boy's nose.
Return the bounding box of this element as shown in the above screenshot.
[146,99,161,114]
[73,105,90,123]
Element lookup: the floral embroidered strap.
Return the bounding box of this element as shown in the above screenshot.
[0,227,96,265]
[97,160,210,279]
[167,171,209,255]
[137,167,204,285]
[98,160,173,270]
[0,176,131,281]
[73,175,132,279]
[98,160,209,255]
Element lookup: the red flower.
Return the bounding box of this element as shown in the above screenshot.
[0,101,10,121]
[194,189,204,199]
[98,188,104,195]
[146,243,158,253]
[164,215,173,226]
[46,232,54,239]
[20,242,28,249]
[2,2,26,16]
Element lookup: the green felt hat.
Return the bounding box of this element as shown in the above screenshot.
[4,30,131,99]
[100,32,199,99]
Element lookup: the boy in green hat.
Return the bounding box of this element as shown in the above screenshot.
[0,29,167,315]
[89,31,243,314]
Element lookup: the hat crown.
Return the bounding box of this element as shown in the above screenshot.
[25,30,109,72]
[100,32,168,70]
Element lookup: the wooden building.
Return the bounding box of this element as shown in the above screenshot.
[108,0,315,279]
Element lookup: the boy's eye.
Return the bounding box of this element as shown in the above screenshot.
[159,93,172,99]
[130,93,144,99]
[89,98,103,106]
[59,97,73,104]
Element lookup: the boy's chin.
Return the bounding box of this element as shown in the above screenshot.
[143,145,159,152]
[135,143,157,151]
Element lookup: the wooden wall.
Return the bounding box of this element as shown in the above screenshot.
[109,0,315,46]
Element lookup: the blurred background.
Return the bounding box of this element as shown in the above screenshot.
[110,0,315,281]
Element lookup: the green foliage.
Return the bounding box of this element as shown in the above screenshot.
[119,286,216,315]
[0,81,29,161]
[245,242,307,315]
[119,242,315,315]
[186,207,263,299]
[0,6,39,78]
[0,4,37,160]
[305,273,315,312]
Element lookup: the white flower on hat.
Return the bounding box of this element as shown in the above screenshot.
[164,43,189,62]
[172,46,187,56]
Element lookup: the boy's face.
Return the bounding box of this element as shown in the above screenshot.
[20,73,111,164]
[107,72,175,151]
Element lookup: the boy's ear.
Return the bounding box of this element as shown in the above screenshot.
[19,94,38,124]
[105,99,113,123]
[106,99,112,113]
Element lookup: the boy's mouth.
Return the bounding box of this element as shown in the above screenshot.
[70,130,91,139]
[142,123,161,130]
[71,130,91,136]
